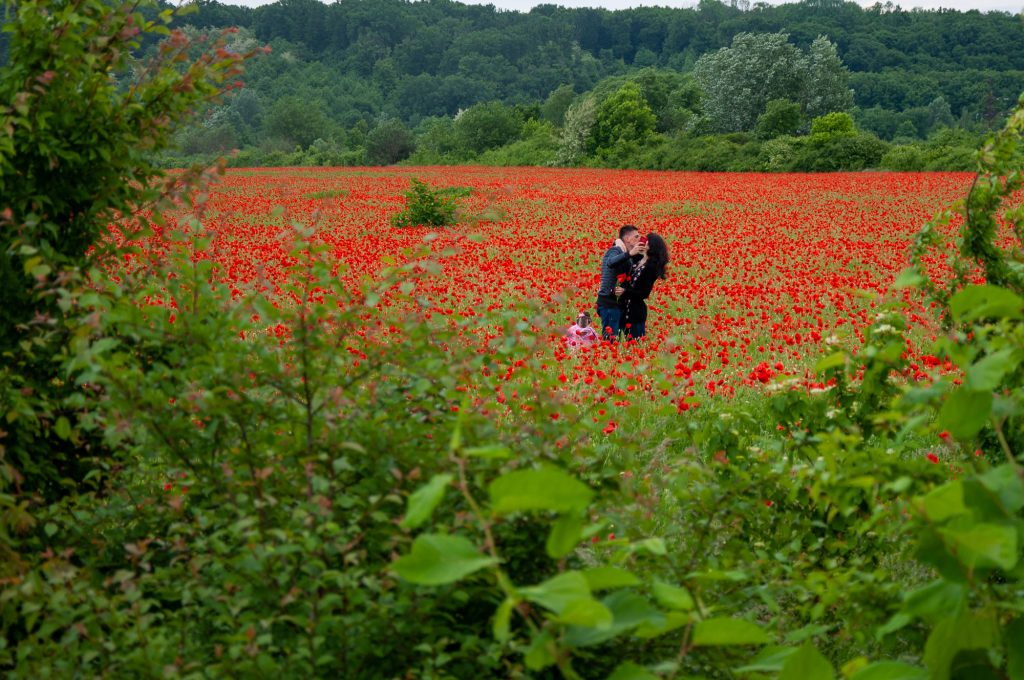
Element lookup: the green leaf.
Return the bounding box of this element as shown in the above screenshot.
[29,263,51,278]
[488,466,593,516]
[691,617,770,647]
[938,389,992,439]
[734,646,799,673]
[884,476,913,493]
[89,337,119,356]
[903,580,966,624]
[651,580,694,611]
[849,661,929,680]
[546,512,584,559]
[566,591,664,648]
[893,267,924,290]
[332,456,355,474]
[876,613,913,639]
[629,537,666,556]
[949,284,1024,321]
[54,416,72,441]
[815,351,848,373]
[582,521,610,541]
[1006,617,1024,680]
[552,598,613,628]
[520,571,591,614]
[783,623,831,644]
[391,534,497,585]
[938,520,1018,570]
[399,474,454,529]
[524,630,556,671]
[448,410,464,451]
[992,393,1024,420]
[633,610,691,639]
[462,444,511,459]
[778,643,834,680]
[920,481,967,522]
[965,348,1020,391]
[923,611,999,680]
[686,569,748,582]
[607,661,659,680]
[977,464,1024,513]
[493,598,514,642]
[582,566,641,591]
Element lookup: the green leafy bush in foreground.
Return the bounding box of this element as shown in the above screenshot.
[0,0,254,504]
[3,0,1024,674]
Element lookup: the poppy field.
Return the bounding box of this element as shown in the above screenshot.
[8,4,1023,672]
[12,162,1023,677]
[155,166,972,409]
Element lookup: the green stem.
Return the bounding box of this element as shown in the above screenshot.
[451,453,541,638]
[992,417,1019,468]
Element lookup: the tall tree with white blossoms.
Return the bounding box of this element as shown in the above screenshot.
[694,32,853,134]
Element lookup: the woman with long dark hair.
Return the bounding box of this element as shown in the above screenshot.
[620,233,669,340]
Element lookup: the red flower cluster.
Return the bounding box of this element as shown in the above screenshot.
[749,361,775,384]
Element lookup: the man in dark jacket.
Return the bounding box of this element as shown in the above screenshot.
[596,224,643,341]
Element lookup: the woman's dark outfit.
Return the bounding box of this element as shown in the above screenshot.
[620,259,658,340]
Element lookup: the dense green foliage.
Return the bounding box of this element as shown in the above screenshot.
[390,178,471,228]
[4,0,1024,677]
[588,82,657,162]
[138,0,1024,170]
[693,32,852,133]
[0,0,253,502]
[173,0,1024,118]
[756,99,803,140]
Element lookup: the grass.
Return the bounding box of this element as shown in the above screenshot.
[304,188,348,200]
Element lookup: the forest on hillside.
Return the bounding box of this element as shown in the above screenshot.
[126,0,1024,168]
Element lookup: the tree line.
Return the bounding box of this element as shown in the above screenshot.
[152,0,1024,170]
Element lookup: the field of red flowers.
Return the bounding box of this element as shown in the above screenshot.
[150,167,973,409]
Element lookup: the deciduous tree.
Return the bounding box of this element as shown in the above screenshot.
[694,32,808,133]
[264,95,331,149]
[366,117,417,165]
[454,101,522,156]
[555,94,597,165]
[695,32,852,134]
[587,82,657,160]
[804,35,854,120]
[541,84,576,127]
[755,98,802,139]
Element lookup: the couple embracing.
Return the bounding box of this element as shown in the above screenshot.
[596,225,669,342]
